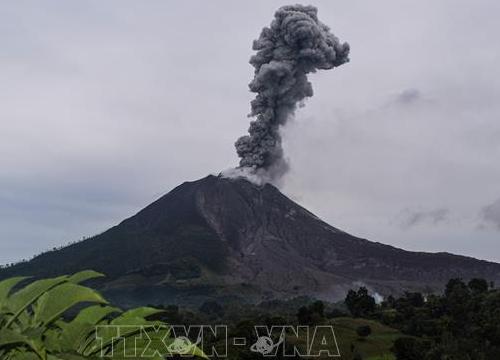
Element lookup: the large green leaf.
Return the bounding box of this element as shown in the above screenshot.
[67,271,104,284]
[4,349,41,360]
[47,354,89,360]
[110,307,164,326]
[41,327,65,354]
[56,305,120,353]
[4,276,68,328]
[67,304,120,326]
[83,324,143,356]
[87,324,178,359]
[0,328,33,347]
[0,328,44,359]
[33,283,107,326]
[14,310,32,330]
[0,277,29,306]
[84,308,165,357]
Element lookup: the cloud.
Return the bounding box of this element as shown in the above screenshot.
[396,208,450,229]
[480,198,500,230]
[394,88,421,105]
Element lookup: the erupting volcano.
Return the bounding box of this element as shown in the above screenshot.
[2,5,499,308]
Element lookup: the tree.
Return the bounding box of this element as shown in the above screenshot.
[310,300,325,317]
[381,295,396,309]
[297,305,312,325]
[445,278,468,297]
[345,287,376,317]
[296,301,325,325]
[379,279,500,359]
[392,337,430,360]
[468,278,488,294]
[404,292,425,307]
[444,278,471,335]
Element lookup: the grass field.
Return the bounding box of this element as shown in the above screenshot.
[214,316,402,359]
[330,317,401,359]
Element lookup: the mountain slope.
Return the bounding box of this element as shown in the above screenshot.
[2,175,500,305]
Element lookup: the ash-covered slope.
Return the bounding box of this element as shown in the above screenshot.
[2,175,500,305]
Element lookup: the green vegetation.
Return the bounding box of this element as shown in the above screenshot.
[345,287,376,318]
[332,318,398,360]
[2,271,497,359]
[150,279,500,359]
[345,278,500,359]
[146,298,402,360]
[0,271,204,360]
[382,278,500,359]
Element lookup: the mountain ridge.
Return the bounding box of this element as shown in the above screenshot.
[2,174,499,306]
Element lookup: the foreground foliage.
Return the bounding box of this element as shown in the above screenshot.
[0,270,204,360]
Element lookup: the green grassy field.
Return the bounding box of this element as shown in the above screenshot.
[215,317,402,359]
[331,317,401,359]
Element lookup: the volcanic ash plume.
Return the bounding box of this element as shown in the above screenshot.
[234,4,350,182]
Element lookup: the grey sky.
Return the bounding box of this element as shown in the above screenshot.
[1,0,499,264]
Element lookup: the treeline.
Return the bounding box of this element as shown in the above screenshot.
[144,278,499,359]
[0,233,103,269]
[345,278,500,359]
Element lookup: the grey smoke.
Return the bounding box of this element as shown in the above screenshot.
[235,4,349,181]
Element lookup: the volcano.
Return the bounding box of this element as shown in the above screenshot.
[2,175,500,306]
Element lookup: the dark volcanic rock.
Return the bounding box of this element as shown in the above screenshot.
[2,175,500,306]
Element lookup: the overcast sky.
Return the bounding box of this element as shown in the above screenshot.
[1,0,500,265]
